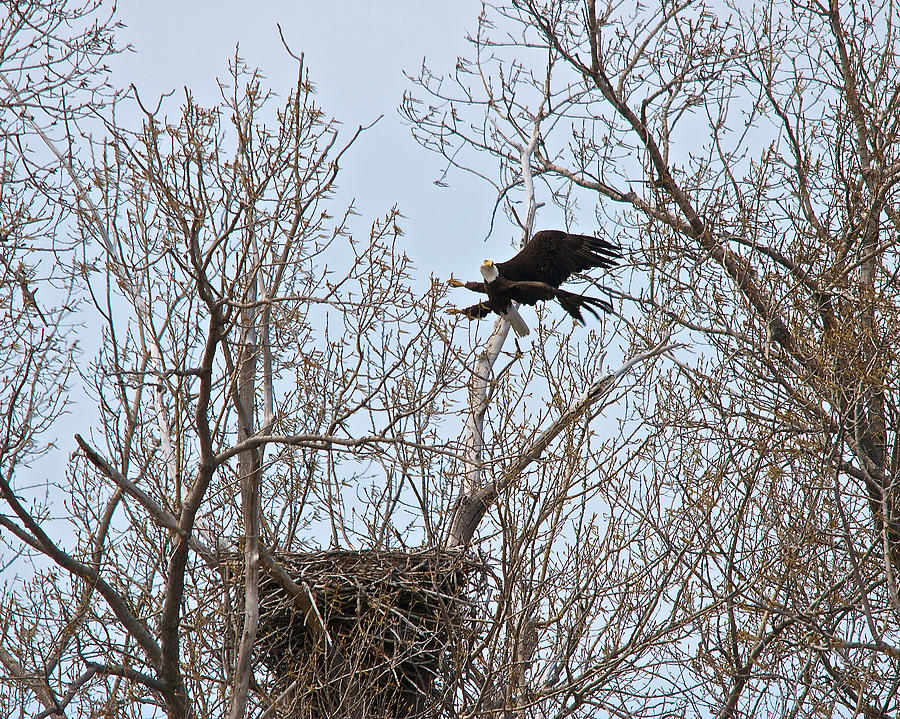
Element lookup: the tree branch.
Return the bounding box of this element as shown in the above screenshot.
[447,337,678,546]
[74,434,219,567]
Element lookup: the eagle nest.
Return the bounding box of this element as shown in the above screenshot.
[231,548,484,719]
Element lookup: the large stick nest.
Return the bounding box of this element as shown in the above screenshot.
[236,548,484,719]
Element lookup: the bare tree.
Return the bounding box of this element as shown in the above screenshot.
[405,0,900,715]
[0,3,681,719]
[0,14,463,715]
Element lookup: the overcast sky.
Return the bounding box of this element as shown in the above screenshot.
[111,1,489,280]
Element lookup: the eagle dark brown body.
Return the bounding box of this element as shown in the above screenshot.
[448,230,620,337]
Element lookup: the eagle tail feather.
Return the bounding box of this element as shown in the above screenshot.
[502,304,531,337]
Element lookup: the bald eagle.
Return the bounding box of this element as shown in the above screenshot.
[447,230,620,337]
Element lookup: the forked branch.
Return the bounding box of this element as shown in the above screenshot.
[447,336,676,547]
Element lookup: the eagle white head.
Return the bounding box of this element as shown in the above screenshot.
[480,259,499,282]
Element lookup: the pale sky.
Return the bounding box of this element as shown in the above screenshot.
[111,1,490,279]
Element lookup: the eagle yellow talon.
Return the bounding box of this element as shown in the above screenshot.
[445,307,462,315]
[447,277,465,288]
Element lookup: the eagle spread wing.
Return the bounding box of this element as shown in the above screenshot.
[504,280,557,306]
[497,230,620,288]
[506,281,613,321]
[454,301,493,319]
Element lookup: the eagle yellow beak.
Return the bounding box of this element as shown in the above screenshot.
[482,259,494,267]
